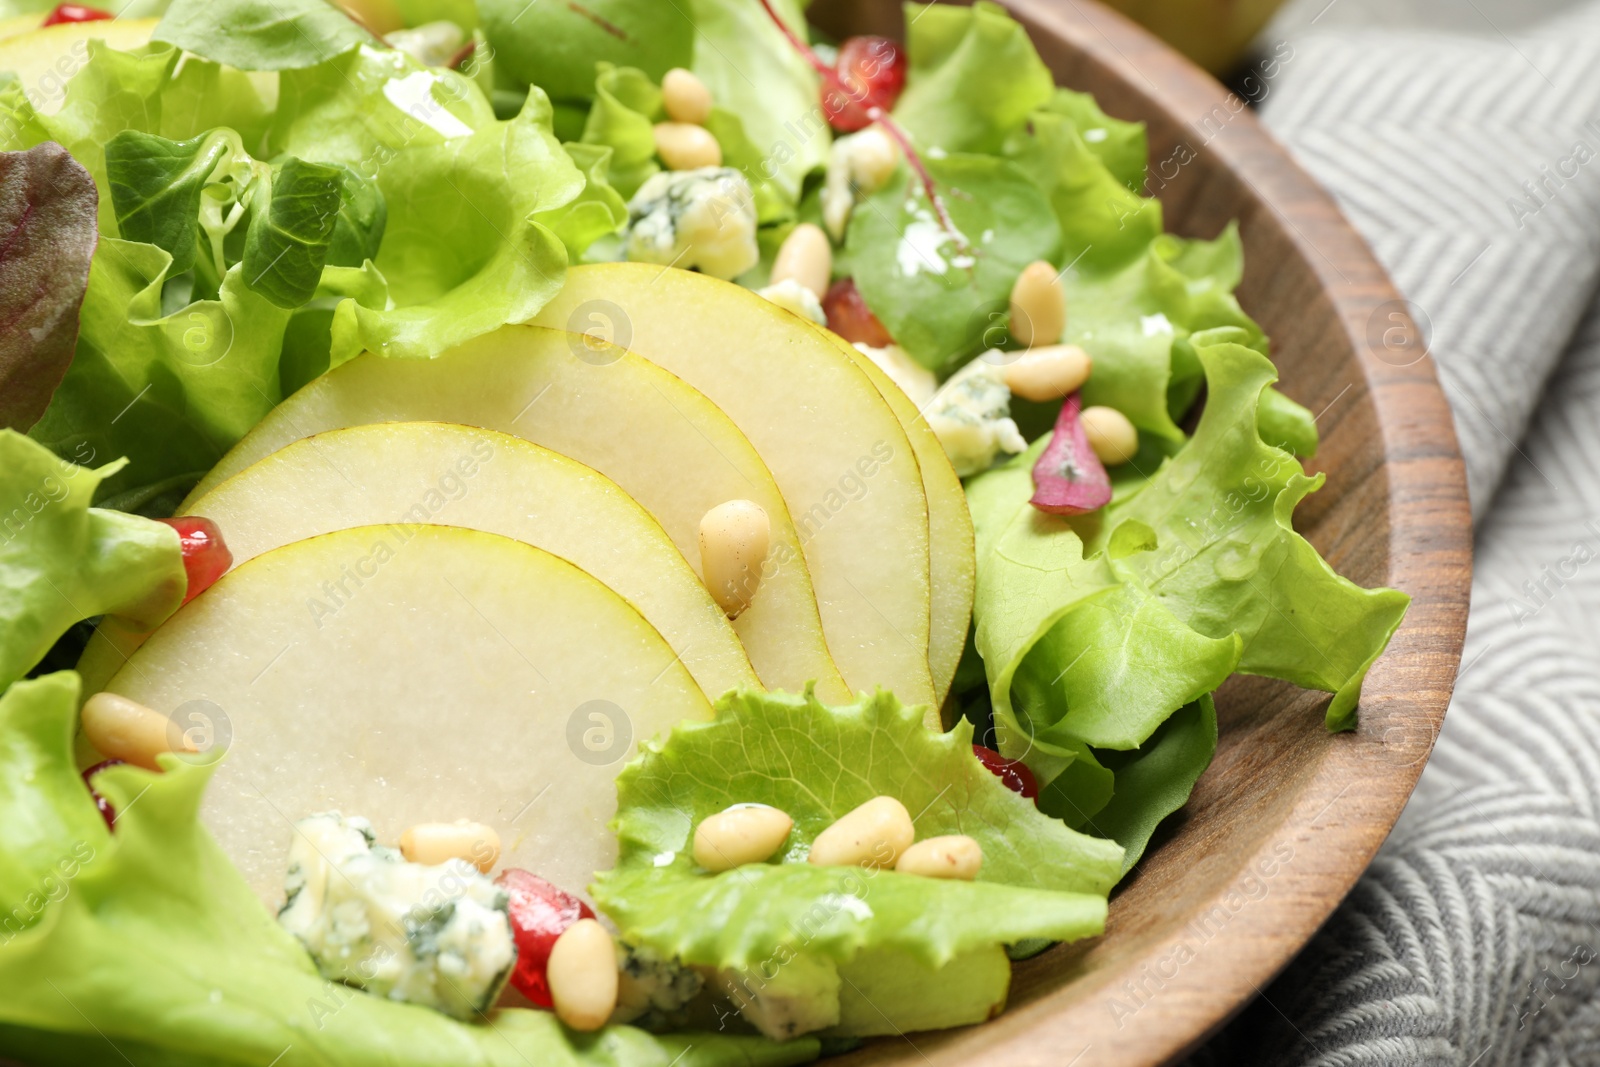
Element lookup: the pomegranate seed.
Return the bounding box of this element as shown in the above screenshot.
[41,3,114,25]
[972,745,1039,800]
[823,278,894,348]
[824,37,906,132]
[157,516,232,605]
[495,869,595,1008]
[83,759,127,829]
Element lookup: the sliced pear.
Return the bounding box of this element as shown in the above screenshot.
[180,326,849,701]
[103,525,715,906]
[821,331,975,710]
[79,422,759,703]
[0,19,158,115]
[537,265,935,706]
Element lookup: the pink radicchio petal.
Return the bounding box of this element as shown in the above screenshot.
[1030,393,1112,516]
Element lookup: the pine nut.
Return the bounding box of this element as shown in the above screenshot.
[807,796,914,869]
[548,918,619,1032]
[850,125,900,192]
[654,122,722,170]
[80,692,188,771]
[661,67,713,125]
[895,835,983,880]
[1009,260,1066,348]
[1001,344,1093,402]
[699,500,770,618]
[769,223,832,300]
[399,820,501,873]
[694,804,793,871]
[1081,405,1140,466]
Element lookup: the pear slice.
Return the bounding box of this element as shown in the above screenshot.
[79,423,759,703]
[536,265,935,706]
[823,333,975,710]
[179,326,849,702]
[0,20,158,115]
[103,525,715,906]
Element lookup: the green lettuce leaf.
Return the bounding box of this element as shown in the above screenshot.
[849,155,1061,372]
[28,236,292,503]
[479,0,694,103]
[1085,697,1217,873]
[0,143,97,433]
[593,688,1120,974]
[1035,88,1148,192]
[269,45,495,172]
[1087,340,1410,730]
[578,63,662,201]
[326,90,582,363]
[153,0,377,72]
[0,433,183,690]
[965,440,1239,759]
[240,156,346,309]
[687,0,825,203]
[893,1,1053,156]
[0,673,818,1067]
[1065,226,1264,439]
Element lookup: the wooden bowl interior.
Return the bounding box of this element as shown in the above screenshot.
[808,2,1471,1064]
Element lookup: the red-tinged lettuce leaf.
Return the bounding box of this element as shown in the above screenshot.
[0,143,97,432]
[1029,393,1111,516]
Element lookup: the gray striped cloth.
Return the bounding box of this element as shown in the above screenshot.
[1187,2,1600,1063]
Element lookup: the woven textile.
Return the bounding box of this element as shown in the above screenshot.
[1190,4,1600,1062]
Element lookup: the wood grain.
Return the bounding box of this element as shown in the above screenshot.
[806,1,1473,1064]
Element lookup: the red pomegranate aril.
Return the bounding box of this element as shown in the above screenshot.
[496,868,595,1008]
[41,3,114,24]
[972,745,1039,800]
[156,516,232,604]
[83,758,127,829]
[823,278,894,348]
[826,36,906,132]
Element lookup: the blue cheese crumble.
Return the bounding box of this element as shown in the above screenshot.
[612,943,705,1030]
[624,167,759,280]
[756,278,827,325]
[278,813,515,1020]
[925,358,1026,477]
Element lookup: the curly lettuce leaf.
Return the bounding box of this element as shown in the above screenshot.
[0,144,97,433]
[153,0,377,72]
[0,673,818,1067]
[966,440,1239,757]
[1036,88,1148,192]
[269,45,494,172]
[0,433,183,690]
[1088,340,1410,730]
[1086,697,1217,873]
[593,688,1120,974]
[850,155,1060,372]
[579,64,662,201]
[1064,226,1264,439]
[893,1,1053,156]
[326,90,582,363]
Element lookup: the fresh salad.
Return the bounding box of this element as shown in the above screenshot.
[0,0,1410,1062]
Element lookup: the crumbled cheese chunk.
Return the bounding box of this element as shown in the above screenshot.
[821,126,901,241]
[624,168,759,280]
[854,342,937,407]
[278,812,515,1020]
[925,358,1026,477]
[611,943,705,1030]
[757,278,827,325]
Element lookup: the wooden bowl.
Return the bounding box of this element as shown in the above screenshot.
[807,1,1473,1063]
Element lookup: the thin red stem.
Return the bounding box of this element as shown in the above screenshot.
[870,109,969,255]
[757,0,833,76]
